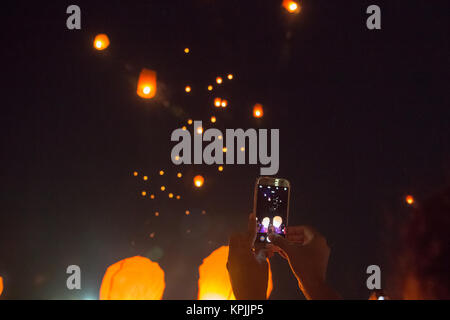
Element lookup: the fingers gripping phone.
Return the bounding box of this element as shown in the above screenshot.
[253,177,290,244]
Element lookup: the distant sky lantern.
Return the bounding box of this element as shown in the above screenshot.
[211,116,216,123]
[406,195,415,205]
[216,77,223,84]
[155,212,159,217]
[197,126,203,135]
[176,195,181,199]
[159,170,164,175]
[182,126,187,131]
[93,34,110,50]
[143,176,148,181]
[218,166,223,172]
[221,100,228,108]
[227,74,233,80]
[188,119,193,125]
[160,186,166,191]
[150,194,155,199]
[184,47,190,54]
[185,86,191,93]
[185,210,190,215]
[141,191,147,197]
[133,171,138,177]
[194,175,204,188]
[214,98,222,107]
[137,68,157,99]
[222,147,227,153]
[208,85,213,91]
[197,246,273,300]
[99,256,165,300]
[169,193,174,198]
[177,172,182,178]
[282,0,301,14]
[253,103,264,118]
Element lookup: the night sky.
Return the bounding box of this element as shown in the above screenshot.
[1,0,449,299]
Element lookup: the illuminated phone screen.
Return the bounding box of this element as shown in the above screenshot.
[255,184,289,243]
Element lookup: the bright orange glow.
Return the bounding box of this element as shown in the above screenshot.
[184,48,190,54]
[93,34,110,50]
[176,195,181,200]
[99,256,165,300]
[160,186,166,191]
[159,170,164,176]
[240,147,245,152]
[185,210,190,215]
[282,0,301,13]
[168,193,174,198]
[253,103,264,118]
[406,195,414,205]
[141,191,147,197]
[194,175,204,188]
[211,116,216,123]
[149,232,155,238]
[174,155,180,161]
[218,166,223,172]
[182,126,187,131]
[222,147,227,153]
[197,126,203,134]
[208,85,213,91]
[133,171,138,176]
[197,246,273,300]
[137,69,157,99]
[221,100,228,108]
[0,276,3,297]
[177,172,182,178]
[185,86,191,93]
[155,212,159,217]
[188,119,193,125]
[216,77,223,84]
[150,194,155,199]
[143,176,148,181]
[214,98,222,107]
[227,74,233,80]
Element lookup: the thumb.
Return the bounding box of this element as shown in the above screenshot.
[268,233,292,254]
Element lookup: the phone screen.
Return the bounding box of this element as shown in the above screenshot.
[255,183,289,243]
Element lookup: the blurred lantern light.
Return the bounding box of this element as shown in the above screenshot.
[202,210,206,215]
[177,172,182,178]
[93,34,110,50]
[185,86,191,93]
[282,0,301,14]
[240,147,245,152]
[99,256,165,300]
[208,85,213,91]
[133,171,138,177]
[221,100,228,108]
[143,176,148,181]
[227,74,233,80]
[141,191,147,197]
[218,166,223,172]
[262,217,270,228]
[159,170,164,175]
[197,246,273,300]
[222,147,227,153]
[176,195,181,200]
[169,193,174,198]
[253,103,264,118]
[197,126,203,135]
[211,116,216,123]
[216,77,223,84]
[182,126,187,131]
[155,212,159,217]
[273,216,283,228]
[185,210,190,215]
[214,98,222,107]
[194,175,204,188]
[161,186,166,191]
[174,155,180,161]
[188,119,193,125]
[137,68,157,99]
[184,48,190,54]
[149,232,155,238]
[218,135,223,140]
[150,194,155,199]
[406,195,414,205]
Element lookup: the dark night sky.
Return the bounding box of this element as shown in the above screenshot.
[1,0,449,299]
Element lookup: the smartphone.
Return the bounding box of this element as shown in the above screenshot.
[253,176,290,243]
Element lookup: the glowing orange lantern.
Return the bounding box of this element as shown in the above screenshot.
[133,171,138,176]
[211,116,216,123]
[253,103,264,118]
[197,246,273,300]
[208,85,213,91]
[216,77,223,84]
[194,175,204,188]
[137,68,157,99]
[184,48,190,54]
[0,276,3,297]
[221,100,228,108]
[218,166,223,172]
[227,74,233,80]
[93,34,110,50]
[100,256,165,300]
[282,0,301,14]
[406,195,414,205]
[214,98,222,107]
[185,86,191,93]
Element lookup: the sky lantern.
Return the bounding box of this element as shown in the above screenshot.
[137,68,157,99]
[282,0,301,14]
[214,98,222,107]
[218,166,223,172]
[197,246,273,300]
[227,74,233,80]
[177,172,182,178]
[185,86,191,93]
[99,256,165,300]
[194,175,204,188]
[208,85,213,91]
[253,103,264,118]
[216,77,223,84]
[221,100,228,108]
[160,186,166,191]
[406,195,415,205]
[93,34,110,50]
[133,171,138,177]
[184,47,190,54]
[211,116,216,123]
